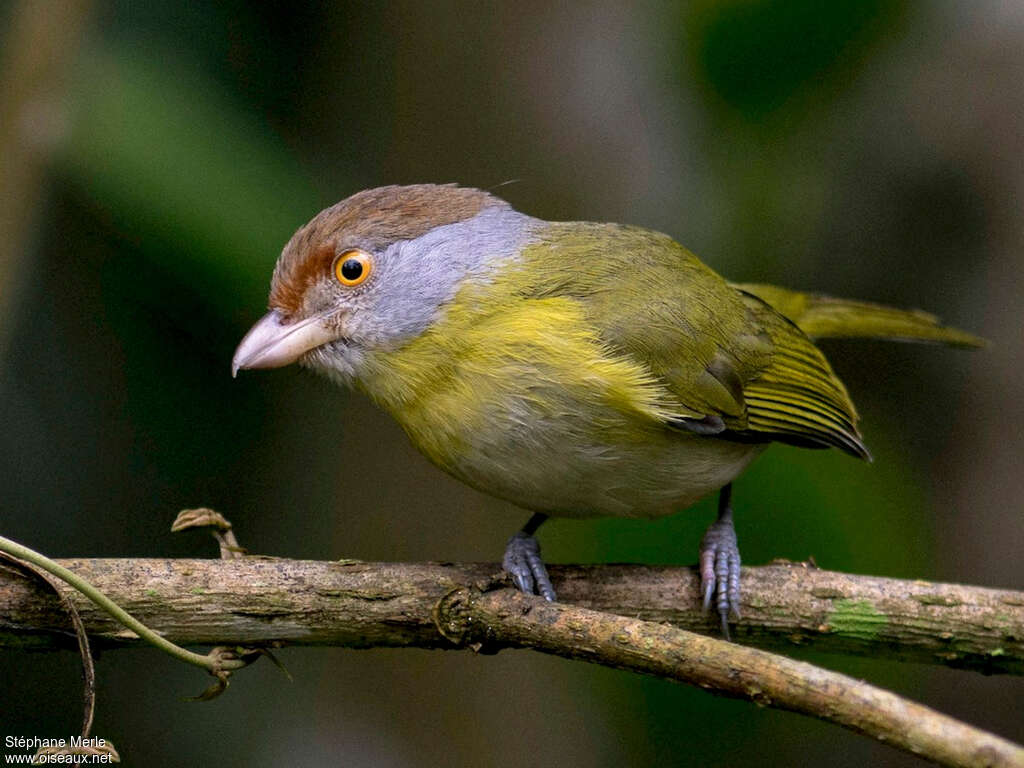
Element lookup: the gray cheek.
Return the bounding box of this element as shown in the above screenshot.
[302,340,365,385]
[360,205,538,348]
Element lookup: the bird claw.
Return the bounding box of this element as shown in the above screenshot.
[699,516,741,639]
[503,531,556,601]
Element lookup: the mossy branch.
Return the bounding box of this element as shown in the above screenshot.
[1,557,1022,768]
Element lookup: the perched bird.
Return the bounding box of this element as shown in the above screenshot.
[232,184,982,636]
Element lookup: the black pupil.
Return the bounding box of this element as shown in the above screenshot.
[341,258,363,281]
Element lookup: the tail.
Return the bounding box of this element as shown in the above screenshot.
[731,283,986,347]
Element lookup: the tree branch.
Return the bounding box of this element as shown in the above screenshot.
[442,588,1023,768]
[2,558,1022,767]
[1,559,1019,672]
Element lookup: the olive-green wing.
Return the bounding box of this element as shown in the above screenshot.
[520,222,869,458]
[594,276,870,459]
[520,223,761,422]
[729,290,868,459]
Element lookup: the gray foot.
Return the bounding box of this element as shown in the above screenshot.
[699,512,741,639]
[503,531,556,601]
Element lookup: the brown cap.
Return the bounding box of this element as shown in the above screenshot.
[269,184,505,316]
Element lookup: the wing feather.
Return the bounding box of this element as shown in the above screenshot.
[733,291,869,459]
[517,223,871,459]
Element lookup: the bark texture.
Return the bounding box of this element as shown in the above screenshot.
[3,558,1024,767]
[2,559,1019,674]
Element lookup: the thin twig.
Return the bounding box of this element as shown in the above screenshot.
[0,535,247,678]
[0,552,96,737]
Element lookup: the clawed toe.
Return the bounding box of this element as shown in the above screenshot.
[503,530,556,601]
[699,507,742,639]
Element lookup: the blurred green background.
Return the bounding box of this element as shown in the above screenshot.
[1,1,1021,765]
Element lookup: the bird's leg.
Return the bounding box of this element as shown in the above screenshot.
[699,483,741,639]
[502,513,556,601]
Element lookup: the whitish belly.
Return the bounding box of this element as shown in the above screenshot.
[444,426,766,519]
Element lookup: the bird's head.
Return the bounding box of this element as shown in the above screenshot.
[232,184,533,384]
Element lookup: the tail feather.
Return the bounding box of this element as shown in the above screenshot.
[732,283,986,348]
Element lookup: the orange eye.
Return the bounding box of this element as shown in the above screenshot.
[334,249,373,287]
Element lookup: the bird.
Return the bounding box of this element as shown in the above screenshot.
[232,183,982,637]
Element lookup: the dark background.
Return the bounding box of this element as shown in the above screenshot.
[1,1,1021,765]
